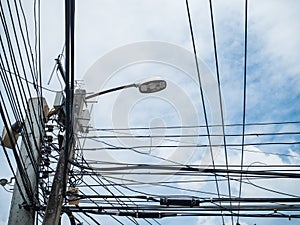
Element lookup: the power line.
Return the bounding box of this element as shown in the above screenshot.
[91,120,300,131]
[0,0,44,179]
[78,141,300,151]
[79,131,300,139]
[207,0,234,220]
[0,66,61,92]
[0,102,34,203]
[184,2,224,222]
[69,146,141,225]
[237,0,248,223]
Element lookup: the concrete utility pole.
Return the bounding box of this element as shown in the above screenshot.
[42,89,86,225]
[43,0,76,223]
[8,98,48,225]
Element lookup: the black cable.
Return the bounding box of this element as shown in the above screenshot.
[75,205,101,225]
[17,0,37,81]
[78,141,300,151]
[69,150,138,225]
[66,209,300,219]
[75,177,229,186]
[65,210,76,225]
[98,174,230,198]
[0,143,27,202]
[78,130,300,142]
[78,172,299,200]
[76,180,128,225]
[0,0,43,179]
[63,0,75,199]
[143,218,153,225]
[186,4,225,222]
[86,137,193,167]
[4,0,40,104]
[207,0,234,220]
[36,0,42,100]
[77,154,144,225]
[71,162,300,179]
[15,0,38,84]
[245,164,299,198]
[0,51,21,120]
[0,0,46,205]
[0,102,34,203]
[97,175,145,225]
[237,1,248,223]
[9,0,41,122]
[0,56,41,186]
[34,0,39,80]
[70,0,75,112]
[79,130,300,138]
[93,120,300,131]
[0,82,34,189]
[77,161,300,168]
[0,67,61,92]
[75,213,93,225]
[0,30,23,121]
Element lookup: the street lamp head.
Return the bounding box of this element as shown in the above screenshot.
[85,77,167,100]
[136,77,167,94]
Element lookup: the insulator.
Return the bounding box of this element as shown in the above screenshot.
[46,125,54,132]
[43,157,50,167]
[44,135,53,143]
[41,146,52,155]
[41,172,49,179]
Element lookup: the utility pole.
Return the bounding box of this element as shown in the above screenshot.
[42,0,76,224]
[8,98,48,225]
[42,89,85,225]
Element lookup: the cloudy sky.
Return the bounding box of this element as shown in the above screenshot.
[0,0,300,225]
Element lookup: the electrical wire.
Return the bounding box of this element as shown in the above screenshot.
[237,1,248,223]
[0,67,62,92]
[78,141,300,151]
[79,131,300,139]
[0,0,48,217]
[0,102,34,203]
[92,120,300,131]
[0,0,43,179]
[184,5,223,222]
[207,0,234,220]
[76,153,150,224]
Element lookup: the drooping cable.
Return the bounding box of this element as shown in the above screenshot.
[76,152,145,224]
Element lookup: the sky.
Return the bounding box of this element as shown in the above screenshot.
[0,0,300,225]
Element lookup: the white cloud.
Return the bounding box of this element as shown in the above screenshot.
[197,216,250,225]
[1,1,299,224]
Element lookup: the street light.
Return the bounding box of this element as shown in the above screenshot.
[85,77,166,100]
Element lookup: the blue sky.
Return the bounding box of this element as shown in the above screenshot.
[1,0,300,225]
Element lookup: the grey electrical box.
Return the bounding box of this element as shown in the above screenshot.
[53,91,64,109]
[78,109,90,133]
